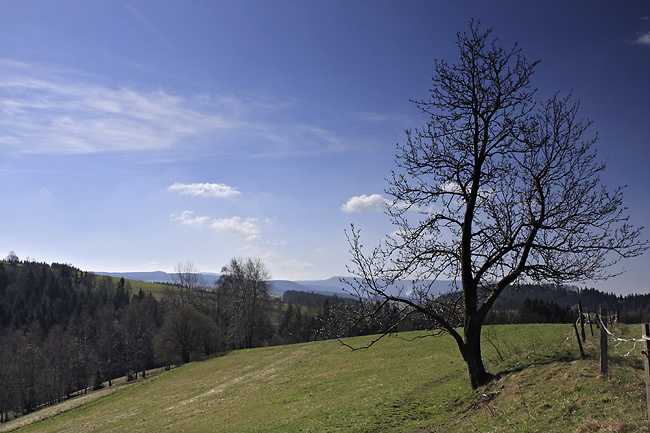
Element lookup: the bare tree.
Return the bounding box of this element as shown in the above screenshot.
[346,20,647,389]
[216,257,271,349]
[154,305,218,365]
[5,251,19,264]
[170,261,205,306]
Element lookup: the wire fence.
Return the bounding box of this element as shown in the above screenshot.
[595,314,650,357]
[568,307,650,428]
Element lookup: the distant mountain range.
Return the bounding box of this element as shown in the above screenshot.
[93,271,456,299]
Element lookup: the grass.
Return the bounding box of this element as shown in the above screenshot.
[101,275,170,299]
[6,323,649,432]
[452,323,650,432]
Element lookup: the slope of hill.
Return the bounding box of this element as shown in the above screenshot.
[6,323,648,432]
[94,271,221,286]
[95,272,347,297]
[96,272,458,300]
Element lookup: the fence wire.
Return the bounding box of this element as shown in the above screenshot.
[595,314,649,357]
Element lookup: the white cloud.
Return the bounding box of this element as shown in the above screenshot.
[261,250,280,259]
[636,32,650,45]
[440,181,462,193]
[282,259,315,269]
[0,59,346,156]
[341,194,389,213]
[210,217,261,241]
[171,210,210,227]
[168,182,240,198]
[0,62,228,154]
[171,211,263,241]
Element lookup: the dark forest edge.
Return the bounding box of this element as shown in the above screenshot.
[1,255,649,423]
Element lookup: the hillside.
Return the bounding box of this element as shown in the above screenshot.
[5,323,649,432]
[95,272,349,298]
[96,272,650,324]
[94,271,221,286]
[95,272,456,299]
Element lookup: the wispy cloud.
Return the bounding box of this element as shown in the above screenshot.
[260,250,280,259]
[210,217,261,241]
[0,61,229,154]
[282,259,314,269]
[0,59,345,156]
[171,211,261,241]
[340,193,421,214]
[172,210,211,227]
[168,182,240,198]
[341,194,389,213]
[635,32,650,45]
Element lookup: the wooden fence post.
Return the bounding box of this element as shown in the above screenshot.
[578,301,586,342]
[573,312,585,357]
[642,324,650,428]
[600,307,608,376]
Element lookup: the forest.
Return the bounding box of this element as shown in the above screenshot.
[0,256,355,421]
[1,255,649,422]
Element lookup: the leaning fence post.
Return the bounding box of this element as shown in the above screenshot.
[600,307,608,376]
[573,312,585,357]
[642,324,650,427]
[578,301,586,342]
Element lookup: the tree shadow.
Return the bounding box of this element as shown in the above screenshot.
[492,351,581,379]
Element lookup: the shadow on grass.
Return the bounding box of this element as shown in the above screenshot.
[492,350,579,380]
[493,345,645,382]
[608,353,645,371]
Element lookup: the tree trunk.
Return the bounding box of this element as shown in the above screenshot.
[460,323,493,389]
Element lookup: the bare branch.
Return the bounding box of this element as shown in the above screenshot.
[345,20,647,389]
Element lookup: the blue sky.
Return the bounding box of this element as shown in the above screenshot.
[1,1,648,294]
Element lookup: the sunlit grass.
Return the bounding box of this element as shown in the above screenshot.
[101,275,170,299]
[12,323,649,432]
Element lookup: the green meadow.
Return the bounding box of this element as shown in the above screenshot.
[6,323,649,432]
[105,276,169,299]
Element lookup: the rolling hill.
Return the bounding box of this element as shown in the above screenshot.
[4,323,648,432]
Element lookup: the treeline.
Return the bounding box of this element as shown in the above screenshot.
[0,259,164,420]
[282,290,358,308]
[487,297,574,324]
[284,283,650,330]
[485,284,650,324]
[324,283,650,336]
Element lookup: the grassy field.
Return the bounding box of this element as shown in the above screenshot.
[101,275,170,299]
[5,323,649,432]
